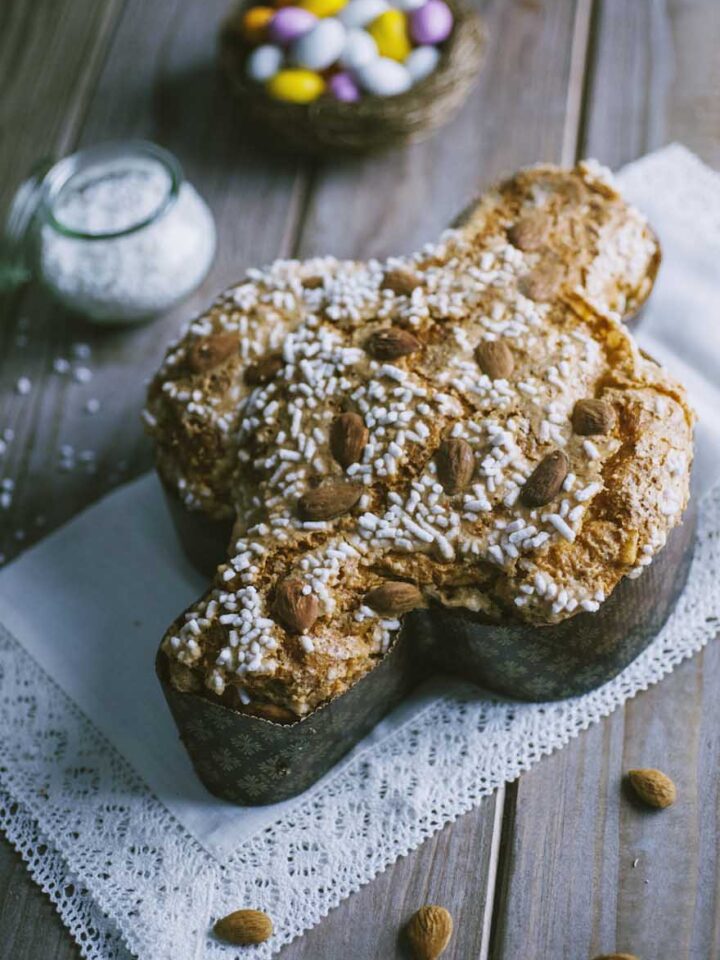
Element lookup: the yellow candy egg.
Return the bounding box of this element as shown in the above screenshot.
[367,10,410,62]
[242,6,275,42]
[299,0,348,17]
[267,69,326,103]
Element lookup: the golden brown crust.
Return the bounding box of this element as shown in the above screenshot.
[148,161,691,718]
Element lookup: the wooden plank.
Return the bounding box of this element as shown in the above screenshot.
[580,0,720,168]
[295,0,592,262]
[0,0,306,954]
[0,0,124,217]
[279,1,590,957]
[489,1,720,957]
[280,790,504,959]
[0,0,306,564]
[0,840,81,960]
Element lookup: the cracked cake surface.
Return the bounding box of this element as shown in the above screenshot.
[145,161,692,718]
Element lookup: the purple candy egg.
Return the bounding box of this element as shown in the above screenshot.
[410,0,453,45]
[269,7,317,45]
[329,71,361,102]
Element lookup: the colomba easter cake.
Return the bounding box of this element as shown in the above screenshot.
[146,160,692,728]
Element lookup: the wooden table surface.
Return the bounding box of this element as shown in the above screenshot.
[2,1,720,957]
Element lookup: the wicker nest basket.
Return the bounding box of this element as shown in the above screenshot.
[219,0,486,153]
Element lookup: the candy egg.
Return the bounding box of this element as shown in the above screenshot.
[247,43,284,81]
[299,0,348,16]
[356,56,412,96]
[291,17,346,70]
[393,0,426,9]
[405,43,440,82]
[410,0,453,44]
[269,7,317,45]
[329,71,361,101]
[338,0,388,28]
[242,6,275,43]
[267,68,326,102]
[339,27,378,70]
[368,10,411,62]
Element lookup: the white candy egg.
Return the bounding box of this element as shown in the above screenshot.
[405,44,440,83]
[291,18,347,71]
[340,28,379,71]
[356,57,412,96]
[393,0,426,10]
[338,0,389,28]
[246,44,284,83]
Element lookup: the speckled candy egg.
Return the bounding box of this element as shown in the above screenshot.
[329,71,361,101]
[291,17,346,70]
[405,44,440,82]
[410,0,453,44]
[368,9,411,62]
[269,7,317,45]
[338,0,388,28]
[339,27,378,70]
[267,68,326,101]
[246,43,284,82]
[299,0,348,16]
[356,56,412,96]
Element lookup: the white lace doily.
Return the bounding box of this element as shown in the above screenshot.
[2,145,720,960]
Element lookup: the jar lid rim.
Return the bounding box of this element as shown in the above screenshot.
[42,140,183,241]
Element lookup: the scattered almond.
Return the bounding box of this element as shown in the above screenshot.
[436,438,475,495]
[298,481,362,521]
[187,332,239,373]
[627,768,676,809]
[244,351,283,386]
[519,254,565,302]
[520,450,569,507]
[572,398,616,435]
[367,327,421,361]
[381,266,423,296]
[405,905,453,960]
[475,339,515,380]
[507,212,548,251]
[330,411,369,468]
[214,909,273,945]
[302,274,324,289]
[272,578,319,634]
[365,581,423,616]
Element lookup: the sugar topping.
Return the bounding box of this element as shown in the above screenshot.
[147,162,692,716]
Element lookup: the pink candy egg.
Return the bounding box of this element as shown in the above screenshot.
[409,0,453,45]
[269,7,317,45]
[329,71,361,101]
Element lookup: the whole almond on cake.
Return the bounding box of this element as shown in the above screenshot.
[148,162,690,720]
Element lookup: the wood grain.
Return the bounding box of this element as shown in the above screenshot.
[1,0,720,957]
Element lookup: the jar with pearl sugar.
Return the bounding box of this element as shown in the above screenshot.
[1,141,216,324]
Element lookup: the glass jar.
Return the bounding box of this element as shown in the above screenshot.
[1,140,216,324]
